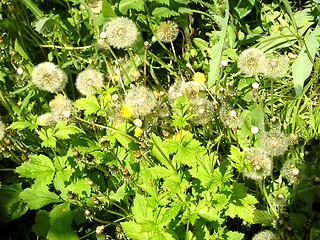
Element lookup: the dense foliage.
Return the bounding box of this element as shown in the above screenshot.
[1,0,320,239]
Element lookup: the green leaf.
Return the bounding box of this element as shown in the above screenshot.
[32,210,50,238]
[70,134,100,153]
[252,209,274,224]
[152,7,180,18]
[47,203,79,240]
[226,183,258,222]
[229,0,255,19]
[113,122,136,149]
[21,0,44,18]
[15,154,55,187]
[14,38,29,60]
[132,194,153,224]
[118,0,144,15]
[53,121,84,140]
[38,127,56,148]
[35,17,57,34]
[73,95,101,115]
[121,221,148,240]
[189,153,218,189]
[102,0,117,19]
[226,231,245,240]
[150,134,172,171]
[0,184,28,223]
[20,186,60,210]
[109,184,127,202]
[292,23,320,96]
[8,120,36,131]
[66,179,91,199]
[208,1,229,87]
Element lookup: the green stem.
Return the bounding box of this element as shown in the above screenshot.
[260,180,279,218]
[270,78,274,118]
[270,153,275,182]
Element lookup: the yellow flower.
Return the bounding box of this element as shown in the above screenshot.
[192,72,206,84]
[120,104,133,119]
[173,130,191,140]
[134,127,143,138]
[106,93,112,102]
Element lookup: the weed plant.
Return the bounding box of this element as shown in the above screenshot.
[1,0,320,239]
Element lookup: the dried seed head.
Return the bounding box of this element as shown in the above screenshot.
[262,129,289,156]
[103,17,138,49]
[0,120,6,140]
[75,69,104,96]
[237,48,266,75]
[31,62,67,93]
[252,230,278,240]
[155,21,179,43]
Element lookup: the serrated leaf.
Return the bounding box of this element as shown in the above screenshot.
[70,134,100,153]
[113,122,136,149]
[67,179,91,199]
[20,186,60,210]
[253,209,274,224]
[21,0,44,18]
[34,17,57,34]
[15,154,55,187]
[73,95,101,115]
[8,120,36,131]
[121,221,148,240]
[0,184,28,223]
[132,194,153,224]
[32,210,50,238]
[152,7,179,18]
[293,23,320,96]
[109,184,127,202]
[47,203,79,240]
[53,121,84,140]
[226,183,258,222]
[230,0,255,19]
[38,127,56,148]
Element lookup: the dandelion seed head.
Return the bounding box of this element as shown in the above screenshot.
[103,17,138,49]
[155,20,179,43]
[125,86,156,118]
[262,129,289,156]
[252,230,278,240]
[37,113,55,126]
[0,120,6,140]
[75,69,104,96]
[31,62,67,93]
[190,98,215,125]
[237,48,266,75]
[219,105,241,128]
[281,159,301,183]
[50,95,77,123]
[262,54,289,79]
[243,148,271,181]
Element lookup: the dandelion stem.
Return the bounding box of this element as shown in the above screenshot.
[260,180,279,218]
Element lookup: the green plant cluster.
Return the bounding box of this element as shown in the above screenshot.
[1,0,320,239]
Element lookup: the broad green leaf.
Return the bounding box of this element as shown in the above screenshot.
[150,133,173,171]
[14,38,29,60]
[32,210,50,238]
[226,183,258,222]
[208,1,229,87]
[121,221,148,240]
[230,0,255,19]
[70,134,100,153]
[251,105,264,130]
[47,203,79,240]
[132,194,153,224]
[113,122,136,149]
[0,184,28,223]
[66,179,91,199]
[189,153,218,189]
[102,0,117,19]
[196,199,222,222]
[293,24,320,96]
[20,186,60,210]
[227,145,245,172]
[73,95,101,115]
[54,121,84,140]
[35,17,57,34]
[15,154,55,187]
[157,205,181,227]
[21,0,44,18]
[226,231,245,240]
[118,0,144,15]
[152,7,180,18]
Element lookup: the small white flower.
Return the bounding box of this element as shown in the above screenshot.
[251,126,260,134]
[230,110,237,117]
[63,110,71,118]
[292,167,300,176]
